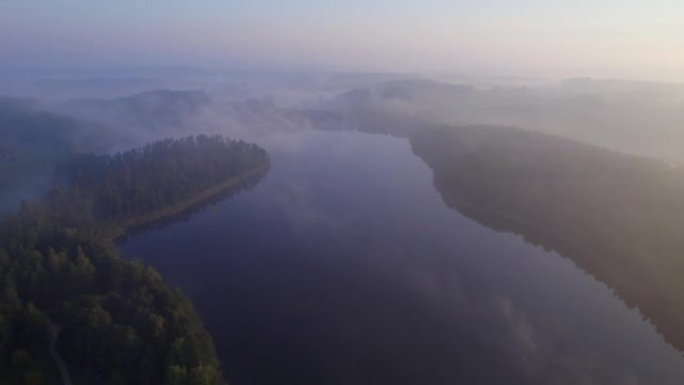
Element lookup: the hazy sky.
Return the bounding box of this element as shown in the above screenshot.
[1,0,683,81]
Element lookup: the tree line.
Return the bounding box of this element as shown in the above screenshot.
[0,135,270,384]
[410,125,684,352]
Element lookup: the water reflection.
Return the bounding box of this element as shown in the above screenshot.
[121,131,684,385]
[115,167,269,243]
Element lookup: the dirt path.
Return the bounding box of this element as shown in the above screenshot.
[48,322,73,385]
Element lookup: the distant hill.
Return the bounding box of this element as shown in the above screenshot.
[326,77,684,164]
[66,90,319,135]
[0,97,114,152]
[67,89,213,132]
[332,79,473,110]
[561,77,684,98]
[0,97,121,206]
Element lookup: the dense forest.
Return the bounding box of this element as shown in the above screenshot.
[53,135,269,238]
[410,125,684,351]
[0,135,270,384]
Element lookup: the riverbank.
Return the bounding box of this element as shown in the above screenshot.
[1,135,267,385]
[104,164,270,243]
[410,125,684,352]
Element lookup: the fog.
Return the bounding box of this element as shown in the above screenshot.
[3,70,684,211]
[3,2,684,384]
[327,77,684,164]
[6,70,684,157]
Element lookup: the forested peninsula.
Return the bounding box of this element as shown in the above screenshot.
[410,125,684,352]
[0,135,270,385]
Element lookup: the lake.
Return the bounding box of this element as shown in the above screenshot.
[120,130,684,385]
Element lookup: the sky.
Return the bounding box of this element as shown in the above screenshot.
[1,0,683,81]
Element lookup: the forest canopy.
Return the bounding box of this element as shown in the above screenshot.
[410,125,684,351]
[0,135,270,385]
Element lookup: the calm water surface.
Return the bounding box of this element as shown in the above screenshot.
[121,130,684,385]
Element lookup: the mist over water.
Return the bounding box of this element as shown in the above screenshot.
[3,2,684,384]
[3,70,684,384]
[121,130,684,385]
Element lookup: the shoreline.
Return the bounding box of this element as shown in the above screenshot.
[104,163,270,243]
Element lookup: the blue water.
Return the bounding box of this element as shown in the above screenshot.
[121,130,684,385]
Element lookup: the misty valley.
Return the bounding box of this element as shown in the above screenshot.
[3,74,684,385]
